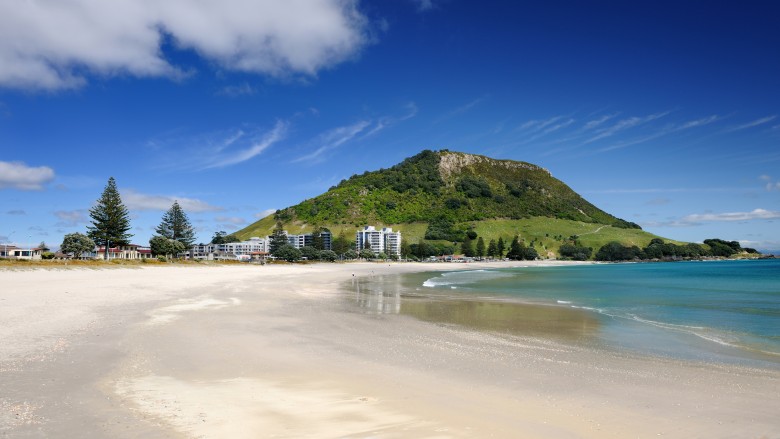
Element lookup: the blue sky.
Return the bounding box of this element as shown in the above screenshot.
[1,1,779,252]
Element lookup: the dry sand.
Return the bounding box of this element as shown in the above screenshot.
[1,262,778,438]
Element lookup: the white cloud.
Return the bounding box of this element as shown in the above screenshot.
[254,209,276,219]
[0,0,369,90]
[215,216,247,225]
[54,209,89,227]
[725,115,777,132]
[411,0,436,12]
[217,83,258,97]
[293,120,371,163]
[584,111,670,144]
[681,208,780,223]
[760,175,780,191]
[122,190,222,212]
[0,161,55,190]
[204,120,287,168]
[583,114,617,131]
[435,96,487,123]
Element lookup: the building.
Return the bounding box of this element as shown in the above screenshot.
[188,237,269,260]
[93,244,152,260]
[355,226,402,257]
[0,245,44,260]
[285,231,332,250]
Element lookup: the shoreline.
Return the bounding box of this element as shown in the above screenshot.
[2,262,778,437]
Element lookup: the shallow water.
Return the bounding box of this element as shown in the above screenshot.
[348,259,780,368]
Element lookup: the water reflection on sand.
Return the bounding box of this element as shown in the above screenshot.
[348,273,600,342]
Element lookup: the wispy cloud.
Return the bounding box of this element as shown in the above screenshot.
[760,175,780,191]
[254,209,276,219]
[640,208,780,228]
[0,161,55,190]
[725,115,777,132]
[6,209,26,215]
[411,0,436,12]
[434,96,488,124]
[681,208,780,223]
[361,102,418,138]
[122,190,223,212]
[54,209,89,227]
[584,111,670,144]
[205,120,287,169]
[214,216,247,225]
[216,83,258,97]
[597,114,719,152]
[583,187,739,195]
[583,114,618,131]
[292,120,372,163]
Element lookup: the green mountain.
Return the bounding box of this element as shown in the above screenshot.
[236,150,669,256]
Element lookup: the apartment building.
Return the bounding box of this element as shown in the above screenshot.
[355,226,402,256]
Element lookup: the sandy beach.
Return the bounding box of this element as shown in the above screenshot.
[1,262,778,438]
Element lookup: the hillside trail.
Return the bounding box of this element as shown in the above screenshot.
[578,225,606,236]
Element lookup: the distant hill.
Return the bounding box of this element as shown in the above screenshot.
[236,150,669,256]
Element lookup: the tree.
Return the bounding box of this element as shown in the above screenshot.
[60,233,95,259]
[343,249,358,260]
[476,237,486,258]
[87,177,133,254]
[38,241,50,252]
[149,235,186,259]
[359,248,375,260]
[275,244,301,262]
[460,236,474,257]
[269,222,288,256]
[497,237,506,258]
[311,227,326,250]
[156,201,196,249]
[300,246,319,260]
[319,250,337,262]
[332,232,352,255]
[559,244,593,261]
[506,236,522,260]
[487,239,498,258]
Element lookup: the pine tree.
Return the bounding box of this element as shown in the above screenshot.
[497,237,506,257]
[269,222,288,255]
[156,201,196,248]
[87,177,132,251]
[476,237,486,257]
[487,239,498,258]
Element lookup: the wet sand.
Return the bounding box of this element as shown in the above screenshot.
[1,262,778,438]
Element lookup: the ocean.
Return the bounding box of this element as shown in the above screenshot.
[350,259,780,368]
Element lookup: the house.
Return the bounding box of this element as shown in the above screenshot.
[94,244,152,260]
[0,245,44,260]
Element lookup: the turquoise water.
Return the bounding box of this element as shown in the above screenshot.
[359,260,780,368]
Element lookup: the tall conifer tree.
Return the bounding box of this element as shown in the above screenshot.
[156,201,196,248]
[87,177,132,250]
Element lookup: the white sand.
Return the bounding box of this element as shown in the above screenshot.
[1,262,778,438]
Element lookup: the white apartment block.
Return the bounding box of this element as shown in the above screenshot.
[356,226,402,256]
[189,237,269,260]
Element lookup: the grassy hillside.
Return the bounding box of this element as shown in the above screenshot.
[263,150,639,229]
[235,149,675,258]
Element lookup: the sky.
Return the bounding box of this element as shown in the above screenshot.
[1,0,779,252]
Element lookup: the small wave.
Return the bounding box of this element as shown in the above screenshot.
[556,300,572,304]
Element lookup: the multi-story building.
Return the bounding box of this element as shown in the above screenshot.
[355,226,402,256]
[188,237,268,260]
[286,231,332,250]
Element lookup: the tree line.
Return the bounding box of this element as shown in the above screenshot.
[60,177,196,260]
